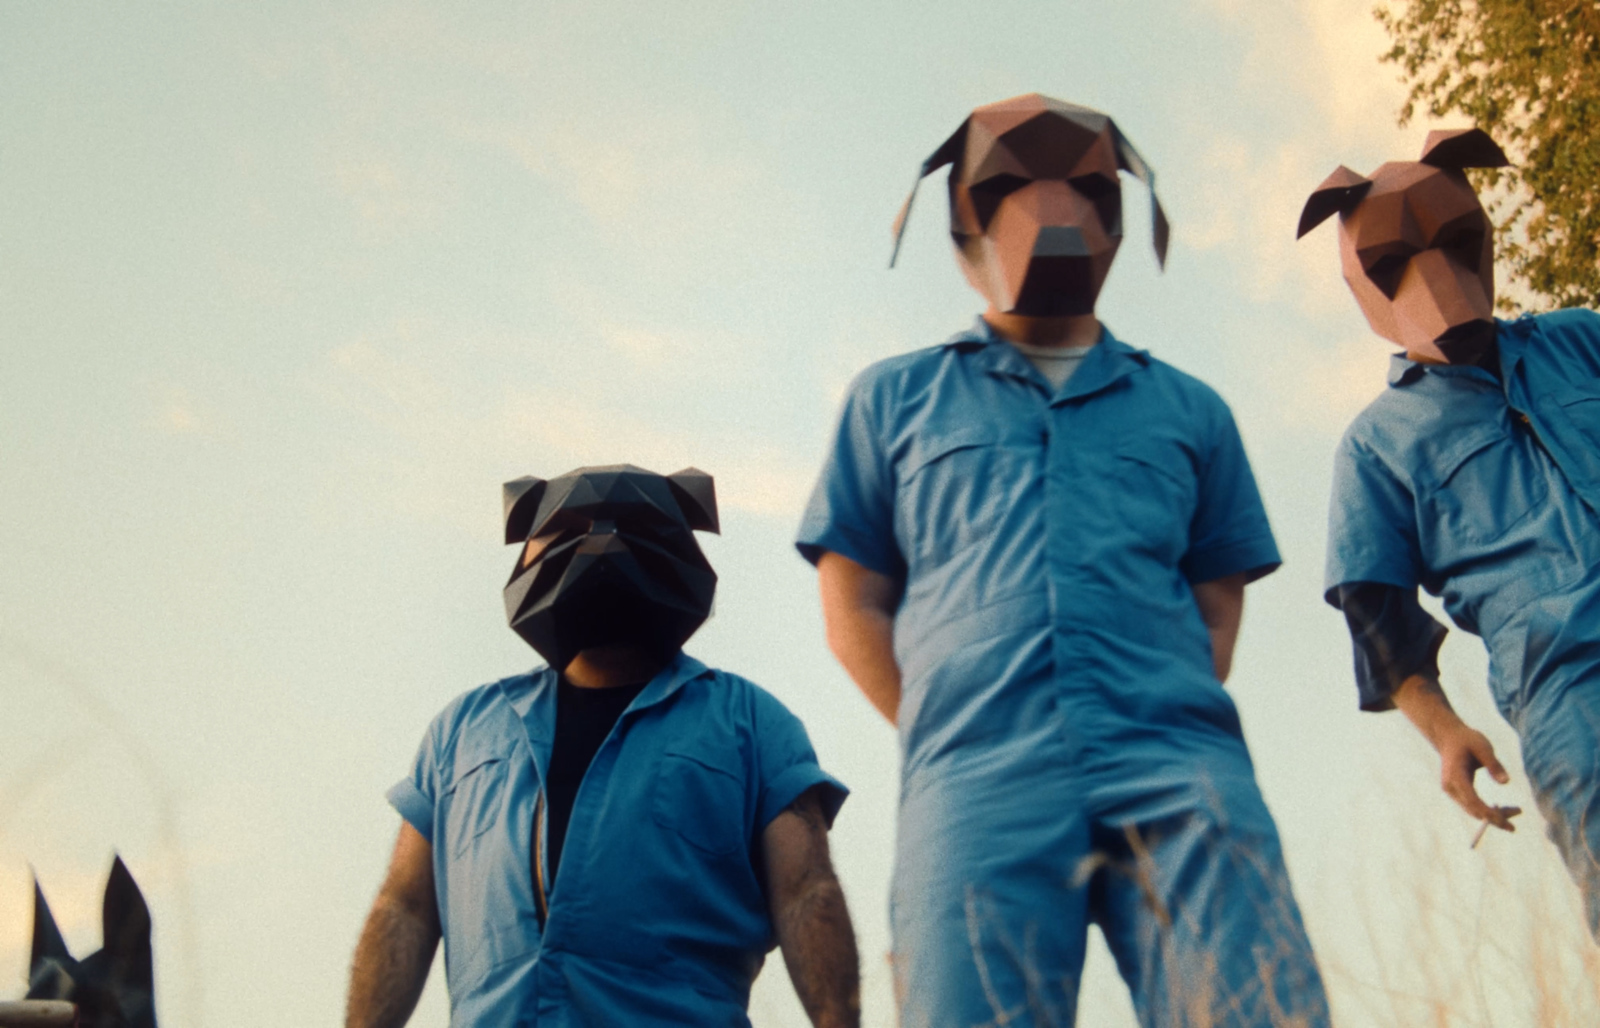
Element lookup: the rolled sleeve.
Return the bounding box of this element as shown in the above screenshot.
[1181,403,1281,583]
[751,689,849,831]
[1324,433,1423,598]
[387,721,442,843]
[796,375,906,579]
[1330,582,1449,712]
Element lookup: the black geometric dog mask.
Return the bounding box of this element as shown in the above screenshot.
[502,465,719,672]
[27,856,157,1028]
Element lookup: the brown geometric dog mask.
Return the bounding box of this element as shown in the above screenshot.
[890,93,1170,317]
[1297,128,1509,363]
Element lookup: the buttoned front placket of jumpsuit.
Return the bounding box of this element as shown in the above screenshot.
[1326,308,1600,938]
[798,320,1328,1028]
[387,651,846,1027]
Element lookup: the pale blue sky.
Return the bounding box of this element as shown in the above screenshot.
[2,3,1588,1026]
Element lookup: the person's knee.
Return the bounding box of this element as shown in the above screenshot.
[892,875,1091,1028]
[1100,816,1328,1028]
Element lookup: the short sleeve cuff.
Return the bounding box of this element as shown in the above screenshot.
[386,778,435,844]
[795,524,903,580]
[759,762,849,831]
[1182,534,1282,584]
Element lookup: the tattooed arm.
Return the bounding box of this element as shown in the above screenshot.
[346,821,441,1028]
[763,786,861,1028]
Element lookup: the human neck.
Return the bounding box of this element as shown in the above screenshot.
[563,646,670,689]
[982,309,1102,349]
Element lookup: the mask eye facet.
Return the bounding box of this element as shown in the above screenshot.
[1070,173,1122,235]
[967,173,1031,228]
[1362,246,1418,299]
[522,516,591,568]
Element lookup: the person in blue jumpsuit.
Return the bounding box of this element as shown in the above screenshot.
[798,94,1328,1028]
[1302,128,1600,937]
[345,465,860,1027]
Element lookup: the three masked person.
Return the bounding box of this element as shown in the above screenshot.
[345,97,1600,1028]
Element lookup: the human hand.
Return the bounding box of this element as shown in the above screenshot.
[1433,722,1520,832]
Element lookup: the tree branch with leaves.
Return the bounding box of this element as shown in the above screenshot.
[1378,0,1600,310]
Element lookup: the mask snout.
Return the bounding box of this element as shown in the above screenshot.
[1390,246,1495,361]
[971,179,1121,316]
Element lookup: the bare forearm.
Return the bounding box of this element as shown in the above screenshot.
[1391,673,1519,830]
[345,897,439,1028]
[1191,573,1245,682]
[1205,623,1238,682]
[826,607,901,724]
[775,872,861,1028]
[817,552,903,724]
[1392,673,1464,746]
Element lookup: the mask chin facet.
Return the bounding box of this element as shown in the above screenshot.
[1433,319,1497,365]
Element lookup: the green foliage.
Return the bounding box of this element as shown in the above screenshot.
[1377,0,1600,311]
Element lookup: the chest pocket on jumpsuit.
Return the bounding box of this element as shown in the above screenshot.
[445,754,507,858]
[651,746,747,855]
[1540,385,1600,498]
[439,751,517,996]
[897,427,1027,568]
[1422,422,1548,558]
[1112,437,1197,562]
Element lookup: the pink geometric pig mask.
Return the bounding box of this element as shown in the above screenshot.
[890,93,1170,317]
[1297,128,1510,365]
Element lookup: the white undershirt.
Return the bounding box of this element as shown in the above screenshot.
[1007,341,1095,390]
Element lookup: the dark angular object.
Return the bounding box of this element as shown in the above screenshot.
[1298,128,1509,363]
[502,464,719,672]
[26,856,157,1028]
[889,93,1169,317]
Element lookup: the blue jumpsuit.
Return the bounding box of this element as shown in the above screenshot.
[1326,308,1600,937]
[799,320,1328,1028]
[388,651,847,1026]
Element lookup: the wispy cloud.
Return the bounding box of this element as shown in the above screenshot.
[316,328,816,534]
[1183,0,1443,312]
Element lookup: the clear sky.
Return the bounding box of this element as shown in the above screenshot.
[2,2,1590,1026]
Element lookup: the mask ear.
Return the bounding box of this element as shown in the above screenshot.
[1110,124,1170,269]
[1420,127,1510,170]
[890,121,968,268]
[102,856,154,998]
[30,875,72,972]
[503,476,547,544]
[1297,166,1374,238]
[666,468,719,534]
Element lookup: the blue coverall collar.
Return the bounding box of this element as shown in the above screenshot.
[1386,318,1523,390]
[504,650,713,749]
[943,315,1150,402]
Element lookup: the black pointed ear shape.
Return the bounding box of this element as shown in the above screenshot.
[1297,166,1374,238]
[890,121,969,268]
[503,476,548,545]
[1420,127,1510,170]
[102,855,154,996]
[1110,123,1170,269]
[666,468,719,534]
[31,876,72,971]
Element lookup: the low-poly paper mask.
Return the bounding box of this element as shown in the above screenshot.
[502,464,719,672]
[1297,128,1509,363]
[890,93,1170,317]
[28,856,157,1028]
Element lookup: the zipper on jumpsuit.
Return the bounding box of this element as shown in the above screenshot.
[533,791,549,929]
